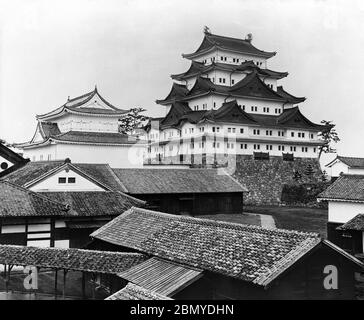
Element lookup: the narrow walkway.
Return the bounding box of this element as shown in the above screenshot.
[259,214,276,229]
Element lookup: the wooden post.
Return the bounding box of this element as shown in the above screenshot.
[62,269,67,300]
[92,273,96,300]
[7,265,13,293]
[4,264,9,293]
[54,269,58,299]
[82,272,86,300]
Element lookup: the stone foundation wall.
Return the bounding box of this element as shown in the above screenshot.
[232,155,323,205]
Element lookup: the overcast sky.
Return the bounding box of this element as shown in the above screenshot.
[0,0,363,166]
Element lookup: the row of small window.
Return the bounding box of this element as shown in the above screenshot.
[252,145,315,152]
[149,133,159,139]
[201,57,264,67]
[290,132,314,139]
[193,103,208,111]
[156,144,317,153]
[58,177,76,184]
[253,129,285,136]
[33,154,52,161]
[246,106,281,114]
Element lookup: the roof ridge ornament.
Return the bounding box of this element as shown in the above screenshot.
[203,26,211,34]
[245,33,253,43]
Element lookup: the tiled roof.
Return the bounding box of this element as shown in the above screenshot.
[0,180,69,217]
[160,102,191,128]
[337,214,364,231]
[37,87,128,120]
[203,100,257,125]
[250,107,325,130]
[318,174,364,202]
[277,86,306,104]
[42,191,145,217]
[39,122,61,139]
[105,283,173,300]
[0,245,146,274]
[119,257,203,297]
[51,131,143,145]
[91,207,321,286]
[156,83,189,105]
[171,61,288,81]
[327,156,364,168]
[2,161,127,192]
[112,168,247,194]
[229,71,286,101]
[182,32,276,59]
[155,105,324,131]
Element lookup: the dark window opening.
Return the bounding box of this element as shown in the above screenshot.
[254,152,269,160]
[68,177,76,183]
[282,153,294,161]
[58,177,66,184]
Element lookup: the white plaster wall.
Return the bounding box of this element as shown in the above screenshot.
[23,144,58,162]
[330,161,349,177]
[29,168,106,192]
[23,143,144,168]
[196,50,268,68]
[348,168,364,175]
[328,201,364,223]
[56,113,119,133]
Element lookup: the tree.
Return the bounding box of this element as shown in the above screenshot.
[293,170,302,182]
[318,120,340,159]
[321,170,328,182]
[304,164,315,177]
[118,107,148,135]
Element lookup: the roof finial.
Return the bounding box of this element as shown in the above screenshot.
[94,84,98,92]
[203,26,211,34]
[67,96,70,101]
[245,33,253,43]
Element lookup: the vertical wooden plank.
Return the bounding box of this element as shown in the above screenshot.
[54,269,58,299]
[82,272,86,300]
[62,269,67,300]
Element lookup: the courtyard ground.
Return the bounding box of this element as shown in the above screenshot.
[244,205,328,238]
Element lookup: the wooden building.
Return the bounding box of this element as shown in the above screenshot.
[111,168,247,215]
[318,174,364,256]
[0,244,145,299]
[0,180,144,248]
[91,207,364,300]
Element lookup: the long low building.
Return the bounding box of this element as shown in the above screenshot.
[90,207,364,300]
[111,167,248,215]
[2,159,248,216]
